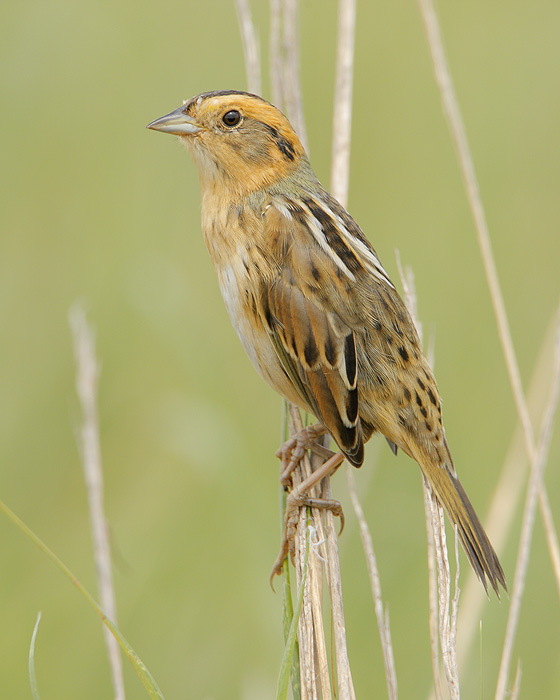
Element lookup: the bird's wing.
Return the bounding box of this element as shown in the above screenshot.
[263,194,393,465]
[262,190,425,463]
[265,265,364,466]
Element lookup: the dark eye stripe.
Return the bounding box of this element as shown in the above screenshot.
[260,122,296,161]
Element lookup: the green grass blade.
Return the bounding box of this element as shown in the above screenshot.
[279,491,301,700]
[276,515,310,700]
[282,561,302,699]
[0,499,165,700]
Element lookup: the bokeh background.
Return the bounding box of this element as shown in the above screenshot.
[2,0,559,697]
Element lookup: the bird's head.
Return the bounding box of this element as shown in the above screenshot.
[147,90,310,196]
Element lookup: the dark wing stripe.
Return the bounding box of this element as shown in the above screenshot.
[346,385,359,425]
[344,333,357,388]
[302,198,363,274]
[265,271,364,466]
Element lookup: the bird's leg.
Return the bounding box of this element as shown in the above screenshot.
[270,450,345,583]
[276,422,334,488]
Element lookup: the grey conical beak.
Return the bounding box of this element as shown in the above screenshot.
[146,105,203,135]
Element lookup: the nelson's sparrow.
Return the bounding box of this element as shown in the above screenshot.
[148,90,506,595]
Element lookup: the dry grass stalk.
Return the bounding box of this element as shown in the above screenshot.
[317,444,356,699]
[347,468,398,699]
[495,311,560,699]
[269,0,284,109]
[422,469,461,700]
[537,487,560,596]
[287,405,356,699]
[280,0,308,151]
[234,0,261,95]
[455,310,560,673]
[422,486,444,700]
[395,253,423,348]
[428,490,460,700]
[421,479,462,700]
[397,252,461,698]
[510,661,522,700]
[330,0,356,207]
[289,404,328,700]
[69,305,125,700]
[416,0,560,594]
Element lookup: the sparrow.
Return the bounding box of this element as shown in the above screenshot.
[147,90,506,594]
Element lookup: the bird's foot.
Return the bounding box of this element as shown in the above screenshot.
[270,450,345,586]
[275,423,334,488]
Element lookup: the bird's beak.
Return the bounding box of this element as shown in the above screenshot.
[146,105,203,135]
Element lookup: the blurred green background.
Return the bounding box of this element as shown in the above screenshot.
[1,0,559,697]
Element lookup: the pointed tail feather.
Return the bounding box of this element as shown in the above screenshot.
[422,461,506,596]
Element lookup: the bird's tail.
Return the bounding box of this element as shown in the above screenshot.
[418,450,506,596]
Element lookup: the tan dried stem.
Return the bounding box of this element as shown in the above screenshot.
[395,252,423,349]
[422,486,444,700]
[315,446,356,700]
[495,310,560,699]
[510,661,522,700]
[330,0,357,207]
[455,310,560,675]
[281,0,308,151]
[425,483,461,700]
[269,0,284,109]
[69,305,125,700]
[397,251,460,698]
[288,405,354,699]
[347,468,398,699]
[235,0,261,95]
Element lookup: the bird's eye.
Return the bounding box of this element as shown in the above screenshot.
[222,110,241,127]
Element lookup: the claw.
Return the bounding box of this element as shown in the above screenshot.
[276,423,330,487]
[270,450,345,585]
[269,543,289,590]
